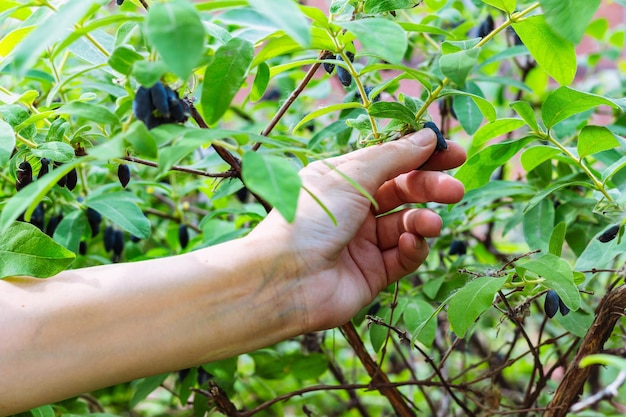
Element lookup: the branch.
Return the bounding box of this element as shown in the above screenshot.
[252,51,325,151]
[569,370,626,413]
[339,322,417,417]
[544,284,626,417]
[122,155,235,178]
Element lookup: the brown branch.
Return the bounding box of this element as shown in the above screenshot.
[194,382,240,416]
[122,155,234,178]
[339,322,417,417]
[252,51,325,151]
[367,315,477,416]
[544,284,626,417]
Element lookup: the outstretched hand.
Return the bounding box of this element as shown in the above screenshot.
[250,129,466,331]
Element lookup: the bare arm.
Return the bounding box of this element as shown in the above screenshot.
[0,130,465,415]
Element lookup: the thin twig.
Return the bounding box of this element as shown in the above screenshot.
[122,155,234,178]
[570,371,626,412]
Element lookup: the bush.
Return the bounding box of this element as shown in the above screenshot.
[1,0,625,416]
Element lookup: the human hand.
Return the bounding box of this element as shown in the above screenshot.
[249,129,466,332]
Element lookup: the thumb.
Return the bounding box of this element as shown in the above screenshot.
[333,129,437,194]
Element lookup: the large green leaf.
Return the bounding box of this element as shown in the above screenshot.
[364,0,416,13]
[455,137,534,190]
[542,87,619,129]
[0,222,75,279]
[519,254,580,310]
[577,126,620,158]
[368,101,418,128]
[539,0,601,44]
[338,18,407,65]
[472,118,526,147]
[85,192,151,239]
[512,16,576,86]
[145,0,205,80]
[201,37,254,125]
[249,0,311,47]
[11,0,106,76]
[448,276,507,337]
[522,198,554,253]
[403,300,437,346]
[30,141,76,163]
[242,152,302,222]
[439,48,480,86]
[520,145,560,173]
[56,102,119,126]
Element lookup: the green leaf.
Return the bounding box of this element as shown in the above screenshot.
[510,100,539,132]
[439,48,480,86]
[512,16,576,86]
[31,141,76,163]
[364,0,417,13]
[448,276,507,337]
[56,102,119,126]
[549,222,566,257]
[481,0,516,13]
[30,405,55,417]
[86,192,151,239]
[108,45,143,75]
[403,300,437,346]
[472,118,526,147]
[520,145,560,173]
[0,222,75,280]
[455,137,534,190]
[250,62,270,102]
[452,94,482,135]
[522,198,554,253]
[242,152,302,223]
[289,353,328,380]
[249,0,311,47]
[338,18,407,65]
[53,210,87,254]
[577,125,620,158]
[542,87,619,129]
[145,0,205,80]
[123,121,158,159]
[368,101,418,128]
[11,0,106,76]
[539,0,601,44]
[0,119,16,167]
[520,254,580,310]
[201,37,254,124]
[130,373,168,408]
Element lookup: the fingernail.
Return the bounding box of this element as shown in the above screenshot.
[410,129,436,147]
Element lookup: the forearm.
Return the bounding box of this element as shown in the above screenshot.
[0,232,305,415]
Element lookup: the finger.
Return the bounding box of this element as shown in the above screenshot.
[383,233,429,285]
[419,141,467,171]
[374,171,465,214]
[323,130,438,195]
[377,209,442,250]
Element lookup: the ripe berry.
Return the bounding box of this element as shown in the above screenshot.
[150,81,170,119]
[112,230,125,259]
[558,297,570,316]
[423,121,448,152]
[103,226,116,252]
[597,225,619,243]
[46,213,64,237]
[117,0,124,4]
[86,208,102,237]
[179,224,189,249]
[16,161,33,191]
[65,167,78,191]
[133,86,153,125]
[449,240,467,256]
[336,51,355,87]
[544,290,560,319]
[79,240,87,255]
[118,164,130,188]
[477,15,495,38]
[30,202,45,231]
[38,158,50,179]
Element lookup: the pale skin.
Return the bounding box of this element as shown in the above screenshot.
[0,129,465,415]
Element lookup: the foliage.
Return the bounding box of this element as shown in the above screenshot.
[1,0,626,416]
